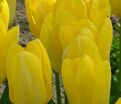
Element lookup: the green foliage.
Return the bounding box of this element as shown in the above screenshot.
[110,22,120,104]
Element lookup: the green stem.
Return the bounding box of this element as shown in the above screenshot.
[55,72,61,104]
[65,93,69,104]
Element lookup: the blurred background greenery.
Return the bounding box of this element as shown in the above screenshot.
[110,16,120,104]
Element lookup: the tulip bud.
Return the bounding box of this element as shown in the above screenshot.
[6,0,16,24]
[62,34,111,104]
[6,39,52,104]
[62,55,111,104]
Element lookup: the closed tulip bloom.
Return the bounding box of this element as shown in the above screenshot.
[116,98,121,104]
[0,0,9,30]
[25,0,56,37]
[6,39,52,104]
[61,18,112,60]
[6,0,16,24]
[110,0,121,17]
[39,0,112,72]
[62,35,111,104]
[0,19,19,83]
[62,55,111,104]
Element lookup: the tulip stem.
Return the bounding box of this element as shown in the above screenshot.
[65,93,69,104]
[55,72,61,104]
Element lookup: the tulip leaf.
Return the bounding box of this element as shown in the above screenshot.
[0,84,12,104]
[48,99,55,104]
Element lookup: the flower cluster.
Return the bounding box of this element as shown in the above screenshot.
[1,0,119,103]
[26,0,113,104]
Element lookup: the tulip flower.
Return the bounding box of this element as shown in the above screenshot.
[61,18,112,60]
[110,0,121,17]
[39,0,112,72]
[62,35,111,104]
[0,0,9,30]
[62,55,111,104]
[25,0,56,37]
[0,19,19,83]
[116,98,121,104]
[6,0,16,24]
[6,39,52,104]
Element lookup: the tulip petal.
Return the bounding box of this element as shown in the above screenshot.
[40,13,62,72]
[26,0,56,36]
[116,98,121,104]
[6,0,16,24]
[0,26,19,83]
[26,39,52,101]
[97,18,113,60]
[6,44,24,102]
[92,61,111,104]
[59,19,97,49]
[0,0,9,30]
[63,35,101,64]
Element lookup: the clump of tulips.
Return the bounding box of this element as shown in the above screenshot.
[0,0,120,104]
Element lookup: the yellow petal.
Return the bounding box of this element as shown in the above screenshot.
[26,39,52,100]
[6,25,19,44]
[0,26,19,83]
[6,44,24,102]
[59,19,97,49]
[63,35,101,65]
[0,0,9,30]
[116,98,121,104]
[6,0,16,24]
[89,0,111,29]
[55,0,88,20]
[91,61,111,104]
[97,18,113,60]
[26,0,56,36]
[40,13,62,72]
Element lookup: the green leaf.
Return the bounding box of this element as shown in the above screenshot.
[0,84,12,104]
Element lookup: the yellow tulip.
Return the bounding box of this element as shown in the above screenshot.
[62,55,111,104]
[62,35,111,104]
[39,0,112,72]
[116,98,121,104]
[25,0,56,37]
[0,19,19,83]
[110,0,121,17]
[0,0,9,30]
[6,0,16,24]
[6,39,52,104]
